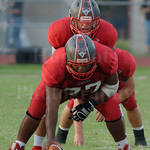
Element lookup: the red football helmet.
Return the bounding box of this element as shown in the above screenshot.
[69,0,100,39]
[65,34,96,80]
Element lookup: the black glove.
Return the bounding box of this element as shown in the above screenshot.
[70,99,97,122]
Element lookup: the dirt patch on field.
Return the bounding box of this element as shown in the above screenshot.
[0,54,16,65]
[135,57,150,67]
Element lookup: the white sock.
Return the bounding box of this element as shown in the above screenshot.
[33,134,45,147]
[133,125,144,131]
[15,140,25,147]
[59,125,69,131]
[116,138,130,150]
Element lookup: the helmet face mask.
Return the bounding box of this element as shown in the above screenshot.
[70,17,99,37]
[66,61,96,80]
[70,0,100,39]
[65,34,96,80]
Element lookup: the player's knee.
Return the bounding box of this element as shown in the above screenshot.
[26,111,42,120]
[122,99,137,111]
[105,115,122,122]
[100,94,122,121]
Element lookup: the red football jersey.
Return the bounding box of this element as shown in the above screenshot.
[116,48,136,81]
[48,17,117,49]
[116,48,136,89]
[42,41,118,102]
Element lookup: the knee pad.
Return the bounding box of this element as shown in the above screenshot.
[96,93,121,121]
[122,93,137,111]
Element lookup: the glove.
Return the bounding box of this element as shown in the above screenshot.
[70,99,97,121]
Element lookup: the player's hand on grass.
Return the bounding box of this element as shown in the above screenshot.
[74,133,84,146]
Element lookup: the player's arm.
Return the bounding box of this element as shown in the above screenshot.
[45,86,62,147]
[118,76,135,102]
[94,72,119,104]
[93,73,119,122]
[74,121,84,146]
[70,73,119,122]
[73,99,84,145]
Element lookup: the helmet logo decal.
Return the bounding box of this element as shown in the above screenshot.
[78,51,86,58]
[75,34,90,63]
[82,8,91,16]
[78,0,94,20]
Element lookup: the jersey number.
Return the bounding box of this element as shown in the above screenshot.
[64,81,101,96]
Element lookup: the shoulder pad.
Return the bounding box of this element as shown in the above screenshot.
[48,17,73,48]
[94,41,118,75]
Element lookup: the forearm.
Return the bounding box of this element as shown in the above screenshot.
[73,120,84,146]
[46,106,58,141]
[94,82,119,104]
[74,121,83,135]
[94,90,108,104]
[45,87,62,142]
[94,73,119,104]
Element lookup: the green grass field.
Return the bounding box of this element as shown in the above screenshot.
[0,64,150,150]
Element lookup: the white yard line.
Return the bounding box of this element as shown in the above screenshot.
[135,76,150,80]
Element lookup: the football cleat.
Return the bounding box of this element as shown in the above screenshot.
[118,144,131,150]
[134,129,147,146]
[9,142,24,150]
[135,139,147,146]
[32,146,42,150]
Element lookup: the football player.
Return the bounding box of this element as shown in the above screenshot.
[56,48,147,148]
[48,0,117,50]
[32,0,118,149]
[9,34,131,150]
[31,0,146,149]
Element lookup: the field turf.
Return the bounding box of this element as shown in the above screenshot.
[0,64,150,150]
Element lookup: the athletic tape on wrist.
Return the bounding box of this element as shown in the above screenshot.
[101,81,119,98]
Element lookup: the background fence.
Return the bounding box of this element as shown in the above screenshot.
[0,0,148,62]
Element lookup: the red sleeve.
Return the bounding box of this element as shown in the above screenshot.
[98,19,117,48]
[105,23,117,48]
[48,17,73,48]
[94,41,118,75]
[42,48,66,87]
[116,48,136,79]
